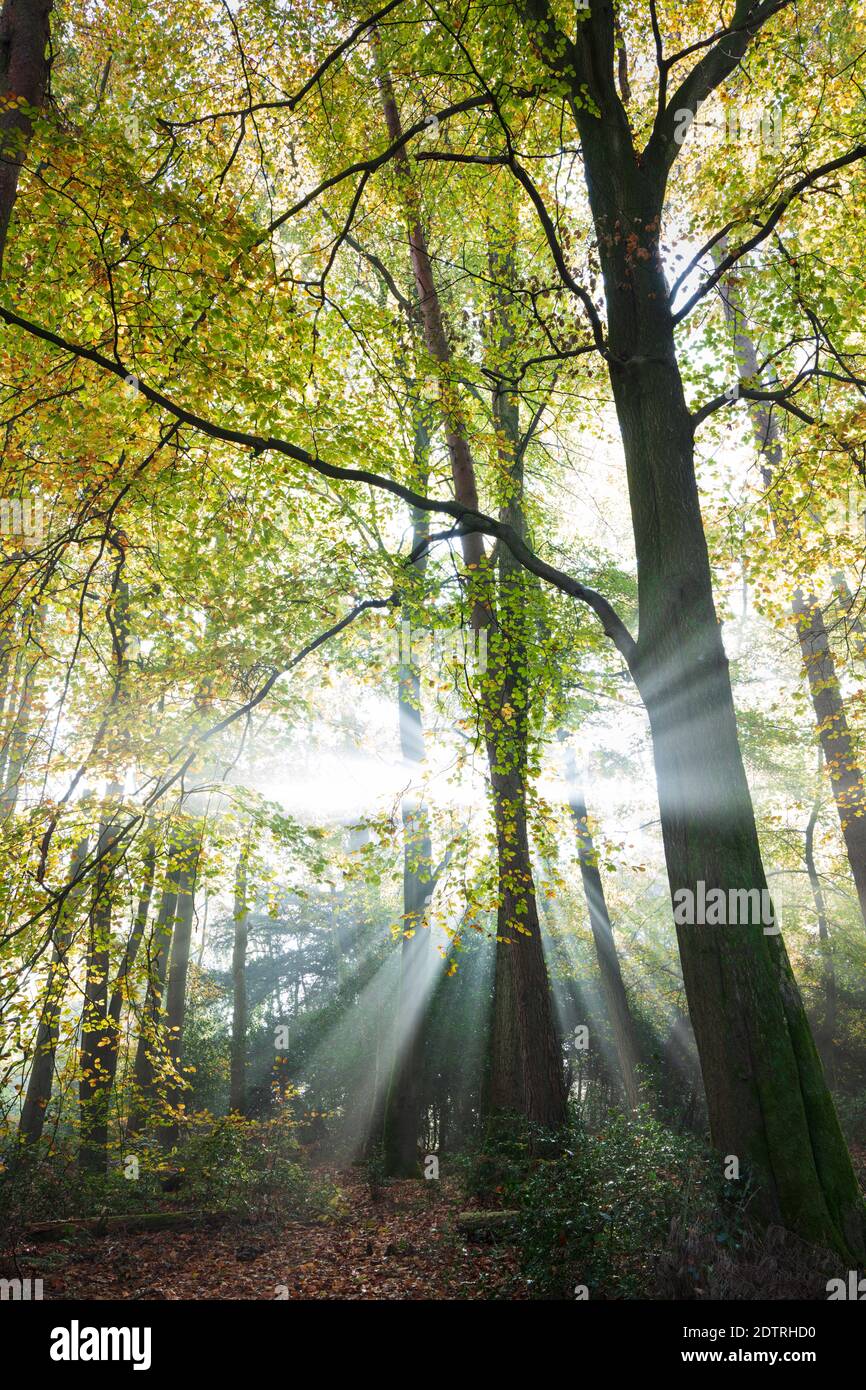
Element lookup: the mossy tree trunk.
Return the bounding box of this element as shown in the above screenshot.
[519,0,866,1257]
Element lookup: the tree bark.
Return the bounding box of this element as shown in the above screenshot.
[517,0,865,1255]
[0,0,53,270]
[383,415,436,1175]
[804,758,837,1082]
[487,919,524,1115]
[106,828,157,1049]
[78,796,122,1174]
[78,825,158,1158]
[127,836,184,1137]
[564,763,643,1111]
[229,839,250,1115]
[718,268,866,932]
[160,827,199,1149]
[0,634,34,821]
[17,832,89,1147]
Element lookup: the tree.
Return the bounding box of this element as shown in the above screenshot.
[0,0,52,270]
[565,761,644,1112]
[17,830,90,1148]
[229,837,250,1116]
[717,264,866,931]
[503,0,865,1257]
[378,60,566,1129]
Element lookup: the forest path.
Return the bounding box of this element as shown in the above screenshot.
[15,1171,522,1300]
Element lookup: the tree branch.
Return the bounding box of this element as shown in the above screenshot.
[0,302,637,667]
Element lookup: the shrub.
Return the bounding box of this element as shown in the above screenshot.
[156,1107,347,1221]
[362,1142,388,1202]
[455,1113,537,1207]
[514,1111,716,1299]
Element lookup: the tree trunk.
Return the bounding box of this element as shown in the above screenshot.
[483,196,552,1122]
[383,419,436,1175]
[106,828,157,1048]
[565,766,643,1111]
[0,0,53,270]
[160,828,199,1149]
[630,353,862,1252]
[17,833,89,1147]
[718,268,866,931]
[78,826,158,1153]
[229,839,249,1115]
[78,798,122,1174]
[530,30,866,1250]
[376,66,565,1128]
[804,760,837,1083]
[0,637,33,821]
[609,260,863,1257]
[486,923,524,1115]
[127,837,183,1137]
[382,787,433,1173]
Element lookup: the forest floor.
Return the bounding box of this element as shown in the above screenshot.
[7,1169,524,1300]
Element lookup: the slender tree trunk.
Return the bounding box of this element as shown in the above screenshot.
[804,758,837,1082]
[160,828,199,1149]
[127,837,183,1136]
[106,829,157,1048]
[17,832,89,1147]
[382,785,433,1173]
[383,416,436,1174]
[564,766,643,1111]
[79,797,122,1174]
[0,640,33,821]
[660,1009,704,1134]
[78,825,158,1149]
[0,0,53,270]
[719,268,866,930]
[229,839,250,1115]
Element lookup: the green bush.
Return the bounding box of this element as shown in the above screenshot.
[455,1113,537,1207]
[154,1108,347,1221]
[0,1105,346,1237]
[515,1111,716,1299]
